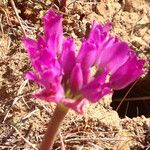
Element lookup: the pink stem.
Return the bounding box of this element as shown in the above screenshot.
[40,104,68,150]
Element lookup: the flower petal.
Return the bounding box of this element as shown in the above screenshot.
[77,41,97,69]
[81,71,112,102]
[88,21,112,45]
[62,98,88,114]
[59,37,76,78]
[25,71,38,81]
[70,63,83,92]
[82,68,91,84]
[22,37,38,58]
[110,52,145,90]
[34,84,64,103]
[99,42,129,74]
[102,21,112,32]
[42,9,63,54]
[88,21,105,45]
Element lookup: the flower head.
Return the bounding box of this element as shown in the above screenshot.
[23,9,144,114]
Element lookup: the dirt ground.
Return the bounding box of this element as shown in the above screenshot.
[0,0,150,149]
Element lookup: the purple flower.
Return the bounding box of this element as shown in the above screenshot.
[23,9,145,114]
[42,10,63,55]
[70,63,83,92]
[77,40,97,70]
[110,51,145,90]
[98,42,129,74]
[62,98,88,114]
[81,71,112,103]
[59,37,76,79]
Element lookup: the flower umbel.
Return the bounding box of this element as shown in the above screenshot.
[23,9,145,150]
[23,10,144,114]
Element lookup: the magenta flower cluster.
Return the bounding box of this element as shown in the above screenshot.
[23,10,144,114]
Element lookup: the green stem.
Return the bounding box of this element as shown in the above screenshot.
[40,104,68,150]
